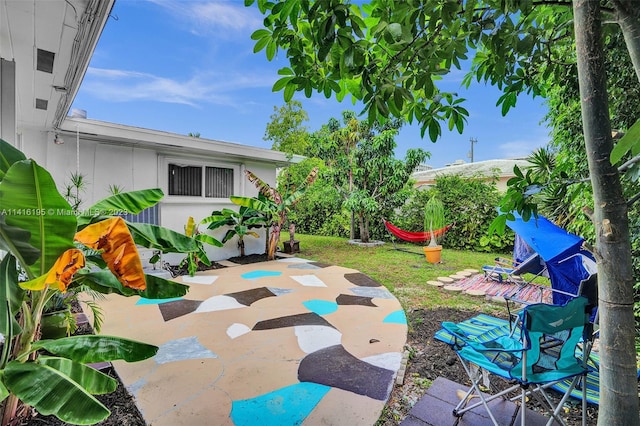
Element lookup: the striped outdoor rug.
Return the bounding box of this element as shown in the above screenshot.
[446,274,553,304]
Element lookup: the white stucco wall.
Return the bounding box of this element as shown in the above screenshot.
[16,130,284,263]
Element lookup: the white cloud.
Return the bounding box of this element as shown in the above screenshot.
[499,138,549,158]
[148,0,262,36]
[84,67,275,108]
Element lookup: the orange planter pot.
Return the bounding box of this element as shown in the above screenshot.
[423,245,442,264]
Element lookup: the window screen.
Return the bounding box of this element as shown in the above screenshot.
[168,164,202,196]
[205,167,234,198]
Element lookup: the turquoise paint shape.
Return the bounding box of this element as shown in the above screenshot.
[383,310,407,324]
[136,297,183,305]
[240,270,283,280]
[303,300,338,315]
[231,382,330,426]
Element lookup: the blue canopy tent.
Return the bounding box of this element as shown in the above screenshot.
[506,213,597,305]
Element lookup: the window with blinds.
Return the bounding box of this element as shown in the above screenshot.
[168,163,234,198]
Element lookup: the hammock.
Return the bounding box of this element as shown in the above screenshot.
[383,219,453,243]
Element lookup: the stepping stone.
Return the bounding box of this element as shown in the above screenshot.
[437,276,455,283]
[427,280,444,287]
[449,274,468,280]
[455,271,473,277]
[464,269,479,273]
[443,285,464,292]
[466,289,486,297]
[490,295,507,304]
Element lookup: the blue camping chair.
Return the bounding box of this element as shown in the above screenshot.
[441,297,593,426]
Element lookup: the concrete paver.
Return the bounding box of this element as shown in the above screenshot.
[98,258,407,425]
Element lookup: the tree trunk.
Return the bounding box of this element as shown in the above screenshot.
[358,213,369,243]
[615,0,640,84]
[267,223,280,260]
[573,1,640,424]
[239,238,245,257]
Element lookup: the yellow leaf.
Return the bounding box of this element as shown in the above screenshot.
[75,217,146,290]
[185,216,196,237]
[20,248,85,292]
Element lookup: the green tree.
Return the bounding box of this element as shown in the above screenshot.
[313,111,428,242]
[246,0,640,422]
[263,100,310,155]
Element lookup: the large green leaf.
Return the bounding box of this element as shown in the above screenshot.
[3,361,110,425]
[38,356,117,394]
[77,188,164,228]
[126,222,197,253]
[611,118,640,164]
[75,269,188,299]
[32,335,158,363]
[0,160,76,276]
[0,380,8,402]
[0,215,40,266]
[0,139,26,180]
[0,255,24,366]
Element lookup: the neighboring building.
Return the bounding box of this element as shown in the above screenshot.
[412,158,531,192]
[0,0,300,261]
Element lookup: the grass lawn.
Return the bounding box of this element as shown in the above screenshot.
[286,232,512,315]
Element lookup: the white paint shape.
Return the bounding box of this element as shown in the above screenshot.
[290,275,327,287]
[181,275,218,285]
[195,295,245,313]
[362,352,403,372]
[294,325,342,353]
[227,323,251,339]
[277,257,311,263]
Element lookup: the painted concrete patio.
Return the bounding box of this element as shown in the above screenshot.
[98,257,407,425]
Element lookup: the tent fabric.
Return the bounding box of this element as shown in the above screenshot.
[382,220,452,243]
[505,213,597,305]
[505,214,584,262]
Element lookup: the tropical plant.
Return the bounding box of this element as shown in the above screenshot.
[178,216,223,276]
[62,172,87,212]
[231,167,319,260]
[203,206,264,257]
[247,1,640,421]
[0,139,195,425]
[264,100,310,155]
[423,196,445,247]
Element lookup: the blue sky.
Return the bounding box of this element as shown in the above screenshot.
[71,0,550,168]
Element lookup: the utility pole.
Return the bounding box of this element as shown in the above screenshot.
[468,137,477,162]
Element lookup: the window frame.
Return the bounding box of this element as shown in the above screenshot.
[161,156,240,203]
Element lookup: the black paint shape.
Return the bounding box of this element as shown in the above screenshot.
[309,262,331,268]
[226,287,276,306]
[158,300,202,322]
[335,294,377,307]
[298,344,394,400]
[253,312,335,330]
[344,272,381,287]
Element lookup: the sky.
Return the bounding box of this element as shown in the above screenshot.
[71,0,550,169]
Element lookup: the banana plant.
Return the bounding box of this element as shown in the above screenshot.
[0,139,194,425]
[203,206,265,257]
[231,167,319,260]
[178,216,223,276]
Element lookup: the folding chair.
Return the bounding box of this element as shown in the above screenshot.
[482,252,547,284]
[441,297,593,426]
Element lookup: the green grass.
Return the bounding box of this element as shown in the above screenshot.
[286,232,511,315]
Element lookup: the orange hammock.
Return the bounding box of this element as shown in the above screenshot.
[383,219,453,243]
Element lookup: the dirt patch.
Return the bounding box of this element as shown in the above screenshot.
[377,307,599,425]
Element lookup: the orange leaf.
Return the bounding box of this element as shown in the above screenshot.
[21,249,85,292]
[75,217,146,290]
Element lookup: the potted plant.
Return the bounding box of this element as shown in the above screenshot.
[283,223,300,253]
[423,195,446,263]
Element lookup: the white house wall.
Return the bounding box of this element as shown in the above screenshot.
[18,132,282,263]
